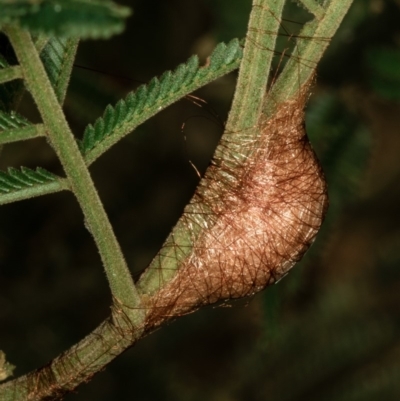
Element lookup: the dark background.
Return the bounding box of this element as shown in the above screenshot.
[1,0,400,400]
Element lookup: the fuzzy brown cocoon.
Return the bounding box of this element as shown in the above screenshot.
[145,84,328,328]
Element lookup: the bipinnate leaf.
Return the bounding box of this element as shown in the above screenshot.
[0,167,67,205]
[0,0,131,39]
[81,39,243,164]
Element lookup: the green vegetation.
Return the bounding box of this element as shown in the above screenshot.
[2,0,399,400]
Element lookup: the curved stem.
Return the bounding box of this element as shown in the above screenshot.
[5,26,143,322]
[0,66,22,84]
[0,309,142,401]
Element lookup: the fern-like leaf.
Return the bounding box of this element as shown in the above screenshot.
[0,0,131,39]
[0,167,67,205]
[81,39,243,164]
[41,36,78,103]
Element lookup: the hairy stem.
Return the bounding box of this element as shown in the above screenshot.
[265,0,354,110]
[0,124,46,145]
[225,0,285,143]
[5,26,143,322]
[298,0,325,19]
[0,309,141,401]
[0,66,22,84]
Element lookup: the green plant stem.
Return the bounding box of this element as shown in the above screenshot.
[299,0,325,19]
[265,0,354,111]
[0,178,68,206]
[0,311,142,401]
[0,42,243,205]
[5,26,143,323]
[224,0,285,143]
[0,66,22,84]
[34,33,49,53]
[0,124,46,144]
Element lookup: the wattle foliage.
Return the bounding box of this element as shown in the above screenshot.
[80,39,243,163]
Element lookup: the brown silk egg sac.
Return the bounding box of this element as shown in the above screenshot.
[144,82,328,329]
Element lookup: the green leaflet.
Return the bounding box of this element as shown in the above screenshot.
[0,109,30,131]
[0,0,131,39]
[81,39,243,165]
[0,167,67,205]
[40,36,78,103]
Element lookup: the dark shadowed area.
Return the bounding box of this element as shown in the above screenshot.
[1,0,400,400]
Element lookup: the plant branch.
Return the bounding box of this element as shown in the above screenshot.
[1,41,244,205]
[224,0,285,144]
[0,66,22,84]
[265,0,354,111]
[298,0,325,19]
[0,177,68,206]
[4,26,144,323]
[0,309,141,401]
[34,33,49,53]
[0,124,46,145]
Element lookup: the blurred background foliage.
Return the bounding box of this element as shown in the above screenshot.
[1,0,400,400]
